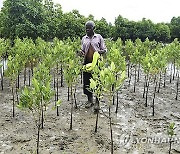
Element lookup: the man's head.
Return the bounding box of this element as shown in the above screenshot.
[85,21,95,36]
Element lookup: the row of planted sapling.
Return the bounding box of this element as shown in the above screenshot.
[167,39,180,83]
[63,43,82,129]
[106,40,126,112]
[51,37,81,116]
[0,37,180,153]
[141,48,167,115]
[166,39,180,100]
[3,37,51,117]
[0,37,83,153]
[50,38,65,116]
[1,38,56,153]
[106,37,180,118]
[121,38,180,115]
[2,37,179,119]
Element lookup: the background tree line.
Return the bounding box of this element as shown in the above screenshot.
[0,0,179,42]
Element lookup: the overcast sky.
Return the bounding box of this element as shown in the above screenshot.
[0,0,179,23]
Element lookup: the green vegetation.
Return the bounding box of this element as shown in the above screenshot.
[0,34,180,153]
[0,0,179,41]
[0,1,180,153]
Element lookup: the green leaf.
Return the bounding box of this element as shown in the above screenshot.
[32,78,40,93]
[90,78,96,89]
[91,52,100,67]
[110,62,115,72]
[56,100,62,107]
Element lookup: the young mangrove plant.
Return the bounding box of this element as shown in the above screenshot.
[18,64,54,154]
[106,44,126,112]
[141,51,152,107]
[100,62,126,154]
[64,46,81,130]
[167,122,176,154]
[130,48,141,92]
[5,55,22,117]
[150,49,167,116]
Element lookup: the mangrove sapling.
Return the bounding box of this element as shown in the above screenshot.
[170,63,173,83]
[134,65,137,92]
[33,64,54,129]
[16,72,20,89]
[64,57,81,130]
[127,61,130,78]
[87,53,104,132]
[18,64,54,154]
[44,53,59,113]
[15,79,19,103]
[145,77,150,107]
[167,38,180,84]
[129,48,141,93]
[68,86,70,101]
[114,54,126,113]
[135,38,146,82]
[60,64,63,87]
[5,55,20,117]
[137,63,141,82]
[24,66,27,85]
[149,49,166,114]
[95,97,100,132]
[175,72,179,100]
[69,86,78,129]
[144,74,150,107]
[73,87,78,109]
[156,49,168,92]
[115,75,119,113]
[173,60,176,80]
[124,39,135,79]
[115,80,125,114]
[141,51,152,107]
[52,39,68,112]
[106,44,126,107]
[53,70,57,107]
[157,72,162,93]
[115,91,119,113]
[99,62,126,154]
[143,75,147,98]
[70,89,73,130]
[112,85,115,105]
[163,68,167,88]
[128,64,132,86]
[152,81,158,116]
[167,122,176,154]
[109,96,113,154]
[28,66,31,86]
[56,64,59,116]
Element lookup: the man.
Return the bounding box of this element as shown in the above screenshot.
[80,20,107,111]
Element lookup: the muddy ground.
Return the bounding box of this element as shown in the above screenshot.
[0,67,180,154]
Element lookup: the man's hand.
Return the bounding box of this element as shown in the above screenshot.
[98,50,106,54]
[77,50,85,57]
